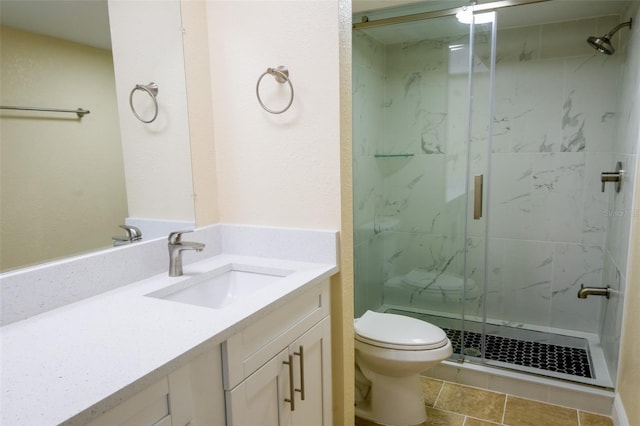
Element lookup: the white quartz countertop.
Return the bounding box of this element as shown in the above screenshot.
[1,254,337,425]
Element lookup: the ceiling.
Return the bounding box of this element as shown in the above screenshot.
[0,0,111,50]
[0,0,634,50]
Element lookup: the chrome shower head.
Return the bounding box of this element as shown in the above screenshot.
[587,35,615,55]
[587,18,632,55]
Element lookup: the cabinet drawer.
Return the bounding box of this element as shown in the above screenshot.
[87,365,193,426]
[87,378,170,426]
[222,280,329,389]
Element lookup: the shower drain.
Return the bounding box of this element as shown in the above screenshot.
[463,347,482,357]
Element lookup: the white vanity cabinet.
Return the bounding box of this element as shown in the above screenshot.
[78,280,332,426]
[87,367,193,426]
[87,348,226,426]
[222,280,332,426]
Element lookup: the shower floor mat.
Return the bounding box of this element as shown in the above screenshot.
[385,309,594,380]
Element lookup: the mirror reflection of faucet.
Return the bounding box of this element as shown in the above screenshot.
[577,283,611,299]
[168,230,205,277]
[112,225,142,246]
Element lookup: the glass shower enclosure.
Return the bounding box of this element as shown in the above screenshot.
[353,0,628,389]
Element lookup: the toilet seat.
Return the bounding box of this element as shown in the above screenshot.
[355,311,449,350]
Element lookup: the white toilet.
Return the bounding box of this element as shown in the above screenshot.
[354,310,453,426]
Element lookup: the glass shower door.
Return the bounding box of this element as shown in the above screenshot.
[352,8,494,363]
[458,11,497,362]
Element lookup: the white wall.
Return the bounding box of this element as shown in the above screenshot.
[108,0,195,223]
[207,1,341,229]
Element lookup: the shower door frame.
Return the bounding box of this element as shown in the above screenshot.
[460,9,498,366]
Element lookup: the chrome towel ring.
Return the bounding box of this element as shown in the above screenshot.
[129,82,159,123]
[256,66,294,114]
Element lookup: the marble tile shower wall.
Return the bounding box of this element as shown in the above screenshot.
[353,14,635,342]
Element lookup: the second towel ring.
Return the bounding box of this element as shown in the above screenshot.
[129,82,159,123]
[256,66,294,114]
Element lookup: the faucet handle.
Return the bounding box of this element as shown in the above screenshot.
[601,161,624,193]
[168,230,193,244]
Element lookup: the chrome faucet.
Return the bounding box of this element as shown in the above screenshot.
[577,284,611,299]
[112,225,142,246]
[168,230,205,277]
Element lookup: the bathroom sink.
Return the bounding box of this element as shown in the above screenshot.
[146,264,293,309]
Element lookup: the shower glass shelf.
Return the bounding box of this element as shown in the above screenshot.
[374,153,414,158]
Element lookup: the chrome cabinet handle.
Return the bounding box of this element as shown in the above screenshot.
[474,175,484,220]
[294,346,305,400]
[283,355,295,411]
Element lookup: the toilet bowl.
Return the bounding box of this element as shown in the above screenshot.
[354,310,452,426]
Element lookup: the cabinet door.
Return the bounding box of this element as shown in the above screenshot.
[290,317,332,426]
[226,349,292,426]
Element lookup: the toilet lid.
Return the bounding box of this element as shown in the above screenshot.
[354,311,449,350]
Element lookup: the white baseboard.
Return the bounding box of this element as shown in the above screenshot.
[612,393,629,426]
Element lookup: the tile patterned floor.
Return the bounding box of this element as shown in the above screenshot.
[355,378,613,426]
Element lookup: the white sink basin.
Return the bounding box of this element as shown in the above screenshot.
[147,264,293,309]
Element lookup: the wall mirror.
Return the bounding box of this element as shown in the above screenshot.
[0,0,195,272]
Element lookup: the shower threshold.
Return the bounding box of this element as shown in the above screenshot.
[383,306,613,388]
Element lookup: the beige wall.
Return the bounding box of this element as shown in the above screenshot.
[338,0,356,423]
[200,1,353,423]
[180,0,219,226]
[0,26,128,271]
[619,166,640,423]
[207,1,341,229]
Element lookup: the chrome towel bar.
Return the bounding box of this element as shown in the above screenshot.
[0,105,90,118]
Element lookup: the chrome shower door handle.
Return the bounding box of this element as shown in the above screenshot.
[474,175,484,220]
